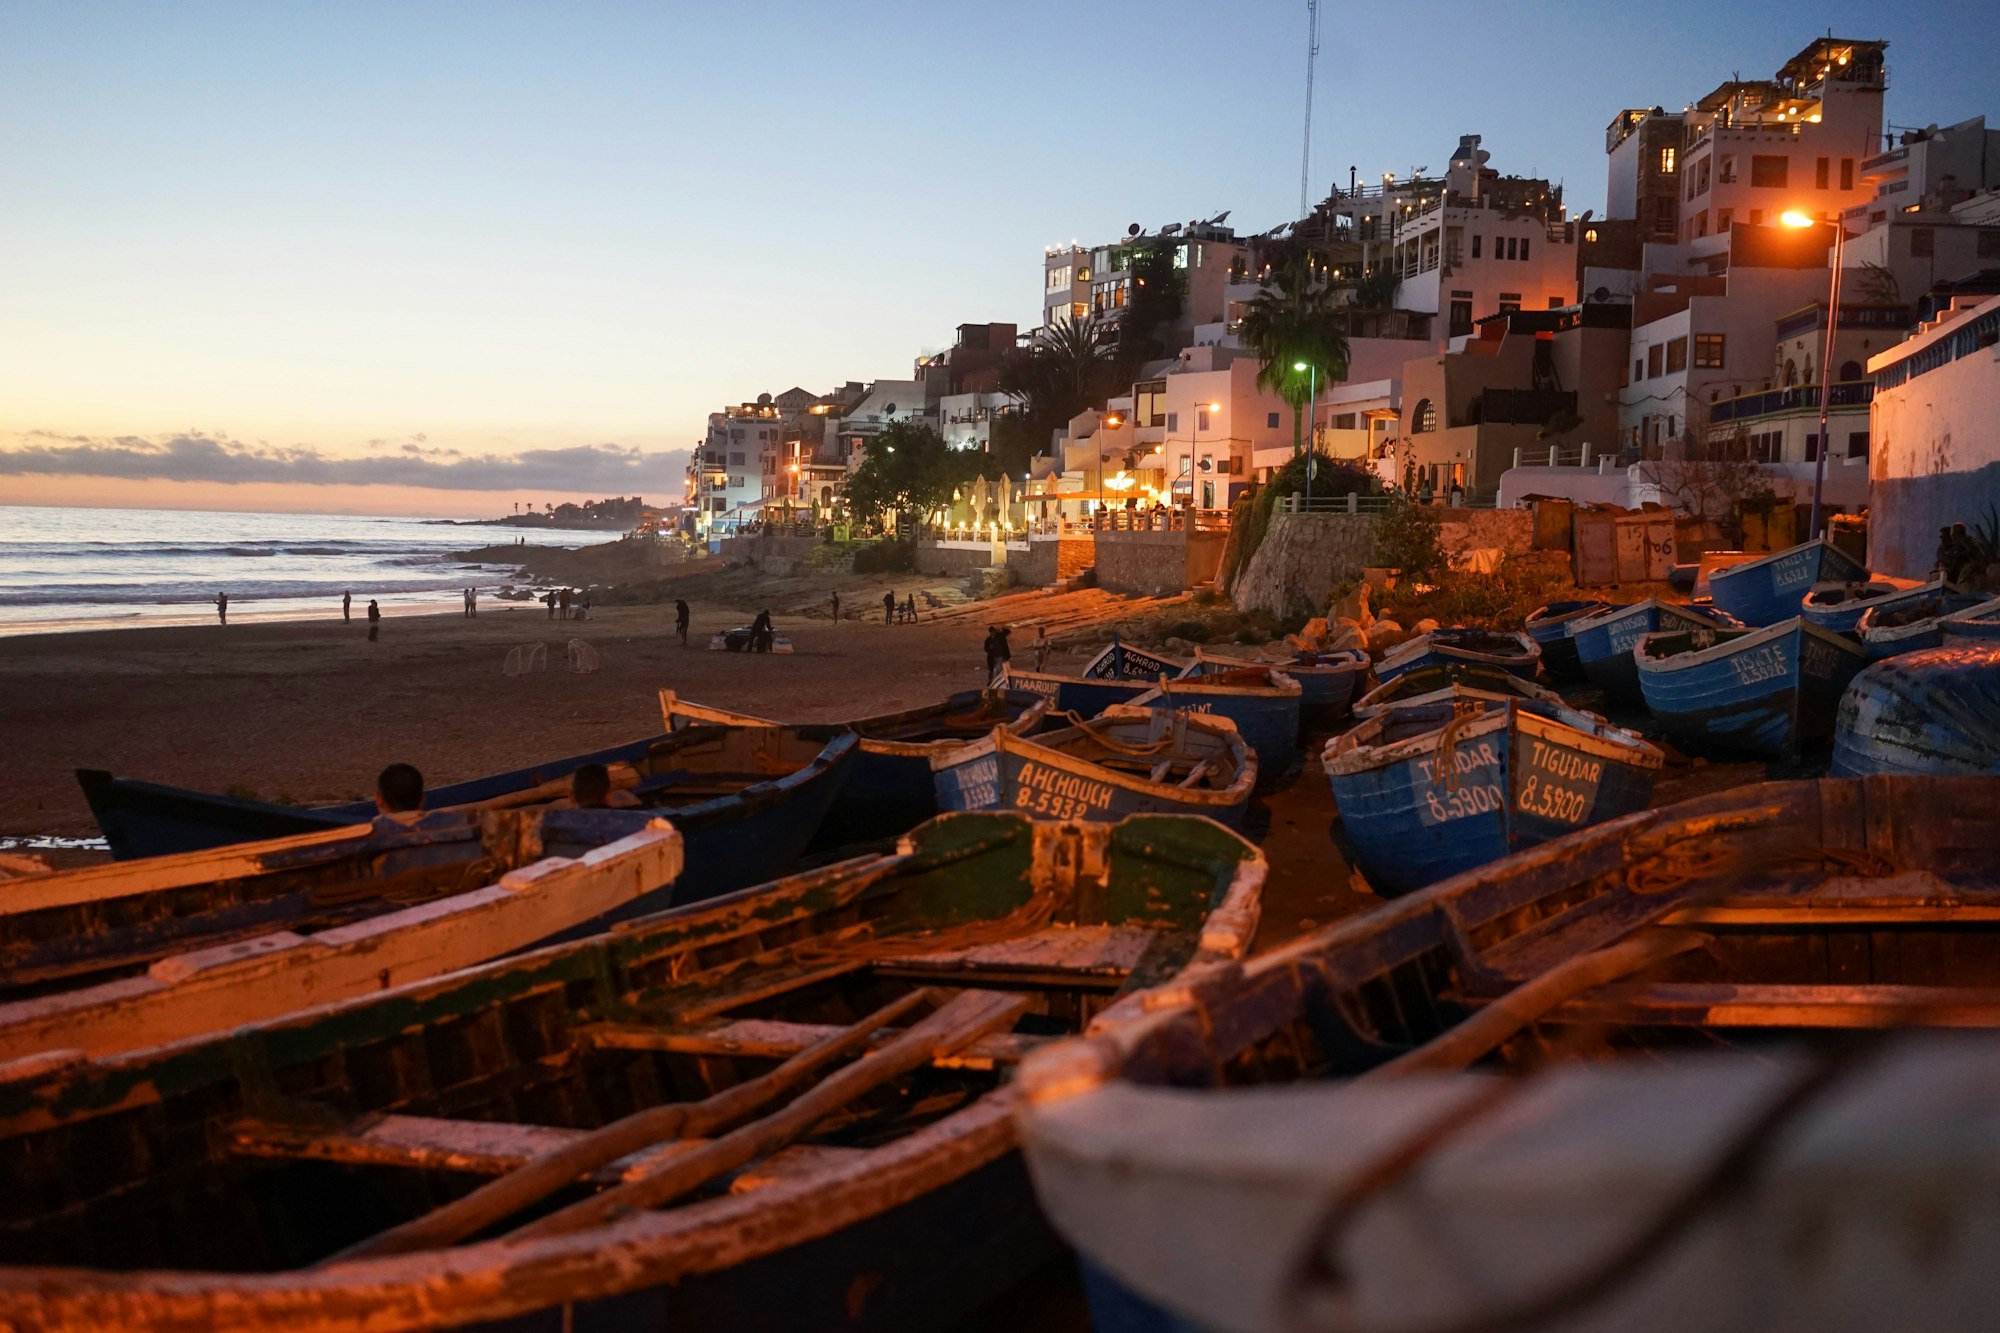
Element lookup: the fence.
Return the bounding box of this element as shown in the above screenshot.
[1277,491,1498,515]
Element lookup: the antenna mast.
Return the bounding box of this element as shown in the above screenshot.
[1300,0,1320,218]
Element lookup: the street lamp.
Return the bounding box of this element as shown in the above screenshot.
[1294,360,1321,510]
[1782,210,1846,537]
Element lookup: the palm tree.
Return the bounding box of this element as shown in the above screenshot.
[1003,315,1113,423]
[1239,254,1351,455]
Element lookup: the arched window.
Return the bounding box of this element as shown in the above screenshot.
[1413,398,1438,433]
[1783,359,1798,387]
[1839,359,1863,383]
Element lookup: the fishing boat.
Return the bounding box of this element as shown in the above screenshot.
[1831,645,2000,777]
[0,816,680,1064]
[1941,594,2000,644]
[1373,627,1540,685]
[1183,647,1368,730]
[79,723,857,905]
[1323,688,1661,895]
[998,666,1157,719]
[1798,578,1911,635]
[932,707,1255,827]
[1569,598,1739,705]
[1636,617,1867,756]
[1128,666,1303,783]
[0,812,1263,1333]
[1523,599,1612,684]
[1854,582,1987,659]
[1351,661,1564,716]
[1706,537,1868,626]
[1080,639,1190,681]
[660,688,1050,843]
[1016,776,2000,1333]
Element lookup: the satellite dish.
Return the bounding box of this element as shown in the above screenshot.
[883,402,898,416]
[1592,286,1612,303]
[1127,223,1142,237]
[1579,208,1594,223]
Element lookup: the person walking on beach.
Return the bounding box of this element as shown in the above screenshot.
[469,586,478,617]
[830,591,840,623]
[675,599,691,645]
[215,591,228,625]
[983,625,1011,684]
[577,590,589,621]
[1033,625,1050,671]
[750,608,775,653]
[883,590,896,624]
[342,590,351,623]
[367,599,381,641]
[904,594,917,624]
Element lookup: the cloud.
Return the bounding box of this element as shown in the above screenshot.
[0,431,689,493]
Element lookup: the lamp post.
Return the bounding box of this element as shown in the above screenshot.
[1294,360,1320,510]
[1782,210,1846,538]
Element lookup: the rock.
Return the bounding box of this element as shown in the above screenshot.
[1412,618,1440,635]
[1163,636,1193,653]
[1368,619,1406,651]
[1298,617,1331,648]
[1331,584,1373,628]
[1326,626,1368,654]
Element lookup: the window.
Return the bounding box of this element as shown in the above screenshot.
[1696,157,1711,195]
[1520,238,1531,261]
[1267,412,1281,428]
[1412,399,1437,433]
[729,451,745,466]
[1647,344,1664,378]
[1333,413,1357,430]
[1694,333,1726,367]
[1715,207,1733,231]
[1448,300,1473,336]
[1498,294,1522,314]
[1504,236,1517,260]
[1838,359,1863,382]
[1815,157,1830,189]
[1471,234,1481,259]
[1910,228,1935,258]
[1979,230,2000,259]
[1806,433,1821,462]
[1750,155,1788,188]
[1071,302,1088,321]
[1166,412,1179,433]
[1840,158,1854,190]
[1634,357,1645,382]
[1848,431,1870,458]
[730,476,745,489]
[1549,296,1565,309]
[1197,407,1211,432]
[1718,156,1737,184]
[1659,146,1677,174]
[1665,336,1689,373]
[1047,265,1071,291]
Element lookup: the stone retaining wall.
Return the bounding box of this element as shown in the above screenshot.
[1095,529,1227,597]
[1009,535,1095,587]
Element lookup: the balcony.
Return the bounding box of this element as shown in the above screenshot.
[1707,381,1874,424]
[1473,389,1577,426]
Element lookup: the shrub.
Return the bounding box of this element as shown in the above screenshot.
[1372,497,1445,582]
[851,540,914,574]
[1165,619,1212,643]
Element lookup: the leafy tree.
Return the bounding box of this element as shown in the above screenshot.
[844,420,980,532]
[1238,253,1351,456]
[1113,238,1187,374]
[1373,495,1446,582]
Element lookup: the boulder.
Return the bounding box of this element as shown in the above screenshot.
[1163,637,1193,653]
[1412,618,1440,636]
[1331,584,1374,628]
[1368,619,1406,651]
[1326,626,1368,654]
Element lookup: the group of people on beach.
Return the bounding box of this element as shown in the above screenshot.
[370,758,639,820]
[542,587,588,620]
[881,590,919,623]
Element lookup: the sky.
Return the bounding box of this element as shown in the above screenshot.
[2,0,1995,517]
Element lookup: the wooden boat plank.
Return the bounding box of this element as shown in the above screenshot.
[725,1144,871,1195]
[581,1017,1048,1068]
[668,958,872,1023]
[889,924,1159,976]
[1548,981,2000,1028]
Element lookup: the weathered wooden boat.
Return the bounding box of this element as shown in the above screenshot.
[1569,598,1739,705]
[0,812,1263,1333]
[1323,688,1661,895]
[1373,627,1540,685]
[660,689,1050,843]
[931,707,1255,828]
[0,815,680,1063]
[1080,638,1190,681]
[1831,645,2000,778]
[1016,776,2000,1333]
[997,666,1157,719]
[1183,647,1367,729]
[1706,537,1868,627]
[1941,594,2000,644]
[1523,599,1612,684]
[1636,618,1868,756]
[80,724,857,905]
[1128,666,1302,783]
[1797,578,1912,635]
[1351,662,1564,717]
[1854,582,1986,659]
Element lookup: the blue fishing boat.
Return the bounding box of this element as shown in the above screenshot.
[1831,644,2000,777]
[1374,627,1540,684]
[1855,582,1987,659]
[1523,599,1613,684]
[1322,690,1661,896]
[1080,637,1191,681]
[77,723,856,906]
[1569,598,1739,704]
[1352,665,1564,718]
[660,688,1050,843]
[1942,595,2000,644]
[1799,578,1912,635]
[998,665,1157,718]
[1128,666,1302,783]
[1706,538,1868,626]
[931,707,1255,827]
[1183,646,1367,730]
[1635,617,1867,755]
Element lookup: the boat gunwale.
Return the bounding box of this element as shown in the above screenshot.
[934,716,1257,811]
[1632,615,1864,676]
[1323,697,1661,777]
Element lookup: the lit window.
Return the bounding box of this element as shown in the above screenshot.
[1412,399,1437,433]
[1694,333,1726,367]
[1660,146,1677,174]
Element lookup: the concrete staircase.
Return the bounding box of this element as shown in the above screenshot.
[1050,565,1097,594]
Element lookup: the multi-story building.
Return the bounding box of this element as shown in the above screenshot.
[1040,221,1251,340]
[1845,116,2000,305]
[1866,292,2000,577]
[1605,108,1688,246]
[1702,301,1910,466]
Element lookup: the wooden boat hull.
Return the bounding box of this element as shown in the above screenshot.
[0,813,1264,1333]
[1374,630,1540,686]
[1831,645,2000,778]
[1941,596,2000,645]
[1352,663,1562,717]
[1186,649,1366,729]
[1014,776,2000,1333]
[1524,600,1611,684]
[998,667,1155,719]
[0,820,681,1064]
[1707,538,1867,627]
[1799,579,1909,635]
[1570,599,1735,704]
[1637,619,1867,755]
[1325,698,1661,896]
[78,729,857,906]
[1856,587,1987,659]
[1127,675,1302,784]
[1079,642,1190,681]
[932,714,1254,828]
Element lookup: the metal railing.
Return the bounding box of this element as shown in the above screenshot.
[1707,382,1875,424]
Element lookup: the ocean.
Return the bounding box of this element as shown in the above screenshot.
[0,505,620,635]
